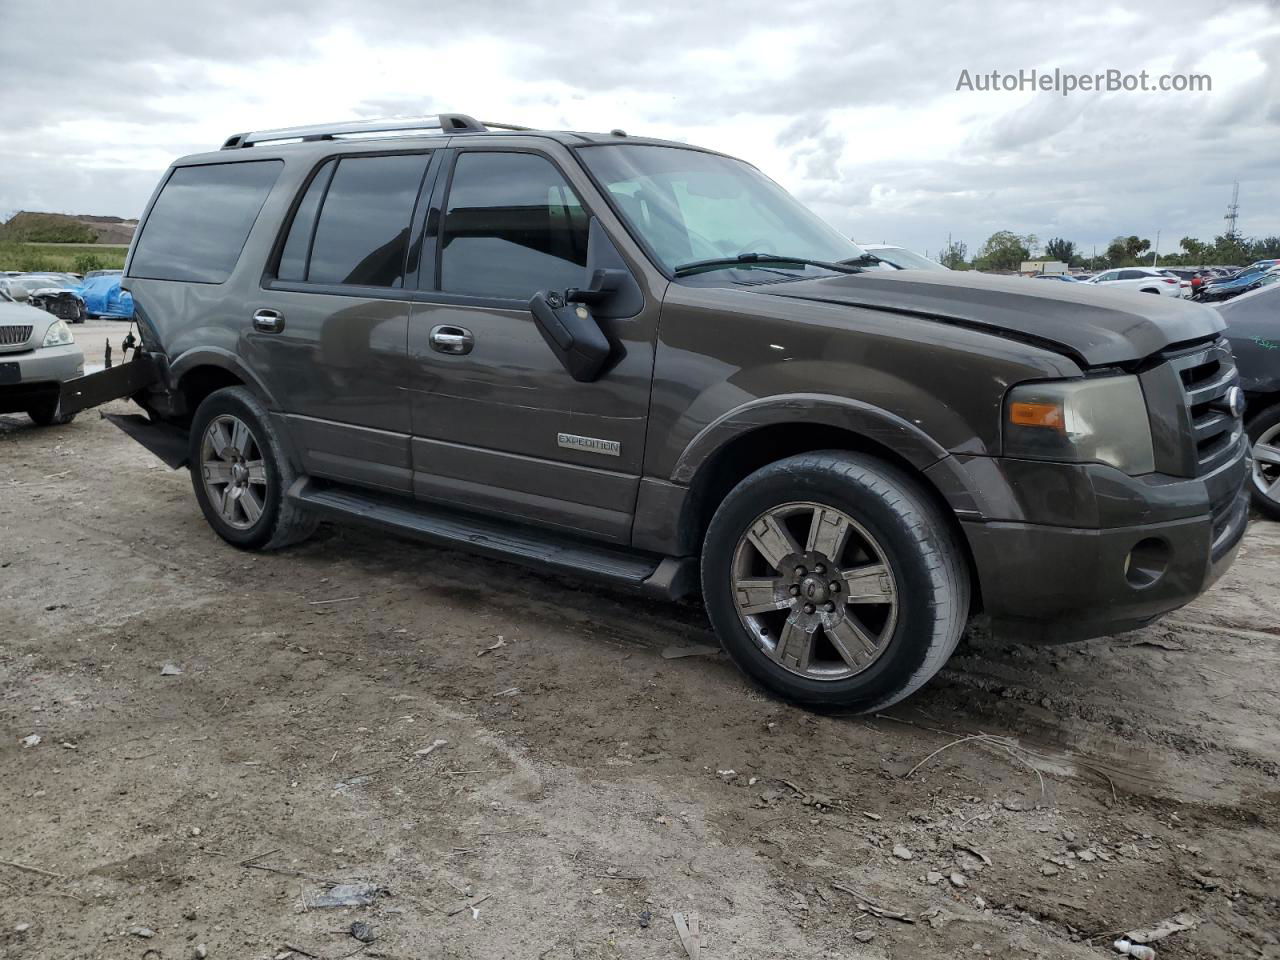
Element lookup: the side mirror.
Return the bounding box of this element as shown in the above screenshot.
[529,290,612,383]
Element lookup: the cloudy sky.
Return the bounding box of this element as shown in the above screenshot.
[2,0,1277,260]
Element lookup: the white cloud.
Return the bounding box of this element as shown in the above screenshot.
[0,0,1277,258]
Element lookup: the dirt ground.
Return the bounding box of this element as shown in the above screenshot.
[2,322,1278,959]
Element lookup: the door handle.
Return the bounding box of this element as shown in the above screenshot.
[252,309,285,334]
[429,324,474,355]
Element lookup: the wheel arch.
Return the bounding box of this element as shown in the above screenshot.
[660,402,982,612]
[169,349,275,418]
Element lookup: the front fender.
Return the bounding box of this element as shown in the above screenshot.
[671,393,948,484]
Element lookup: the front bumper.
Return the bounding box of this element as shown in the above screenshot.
[0,344,85,414]
[958,439,1250,643]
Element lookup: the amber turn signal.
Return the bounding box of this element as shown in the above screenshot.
[1008,400,1065,431]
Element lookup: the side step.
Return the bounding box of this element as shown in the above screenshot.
[289,480,698,601]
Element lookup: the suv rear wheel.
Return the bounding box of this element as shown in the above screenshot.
[701,451,969,712]
[189,386,318,550]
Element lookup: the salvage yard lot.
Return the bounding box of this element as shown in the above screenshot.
[2,362,1278,957]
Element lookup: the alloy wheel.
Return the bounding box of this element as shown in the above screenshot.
[1253,423,1280,506]
[200,414,268,530]
[730,501,898,681]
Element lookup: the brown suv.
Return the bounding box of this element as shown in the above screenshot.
[63,114,1251,711]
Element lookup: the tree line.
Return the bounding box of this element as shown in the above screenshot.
[937,231,1280,272]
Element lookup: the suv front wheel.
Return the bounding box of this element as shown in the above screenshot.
[189,386,318,550]
[701,451,969,712]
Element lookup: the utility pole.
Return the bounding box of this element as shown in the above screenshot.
[1152,230,1160,267]
[1224,181,1240,237]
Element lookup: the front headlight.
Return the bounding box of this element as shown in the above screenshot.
[1004,375,1155,475]
[42,320,74,347]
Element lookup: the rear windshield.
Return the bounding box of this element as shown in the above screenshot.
[130,160,282,283]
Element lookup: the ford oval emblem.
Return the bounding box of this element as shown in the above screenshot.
[1226,385,1246,419]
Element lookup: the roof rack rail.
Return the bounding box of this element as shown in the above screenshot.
[220,113,490,150]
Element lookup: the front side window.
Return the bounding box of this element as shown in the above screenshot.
[306,153,431,287]
[440,152,589,299]
[578,144,863,276]
[131,160,282,283]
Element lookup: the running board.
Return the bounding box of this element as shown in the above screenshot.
[288,480,698,601]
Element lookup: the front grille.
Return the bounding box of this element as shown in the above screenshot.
[1165,338,1241,475]
[0,324,33,346]
[39,297,80,320]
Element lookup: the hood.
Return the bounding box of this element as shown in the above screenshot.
[754,269,1224,367]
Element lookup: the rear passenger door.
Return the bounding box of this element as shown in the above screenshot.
[251,150,439,493]
[406,145,660,543]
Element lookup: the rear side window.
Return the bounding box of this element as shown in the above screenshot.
[305,153,431,288]
[440,152,589,299]
[131,161,282,283]
[276,160,335,282]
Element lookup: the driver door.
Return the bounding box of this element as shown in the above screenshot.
[406,144,660,543]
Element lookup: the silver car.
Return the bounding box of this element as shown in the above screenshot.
[0,290,85,425]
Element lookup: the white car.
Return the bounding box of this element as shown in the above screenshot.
[1085,267,1185,297]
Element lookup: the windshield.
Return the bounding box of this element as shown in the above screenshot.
[578,144,864,276]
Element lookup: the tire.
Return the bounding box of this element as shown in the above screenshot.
[27,399,75,427]
[1246,403,1280,521]
[189,386,318,550]
[1141,288,1161,295]
[701,451,969,712]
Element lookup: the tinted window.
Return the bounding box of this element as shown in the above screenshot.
[131,161,281,283]
[308,153,430,287]
[440,152,588,299]
[277,160,335,282]
[1119,269,1147,280]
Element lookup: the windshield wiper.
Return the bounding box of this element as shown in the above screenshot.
[673,253,864,278]
[840,253,883,267]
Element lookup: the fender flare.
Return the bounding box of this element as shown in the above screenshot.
[670,393,950,485]
[168,347,279,409]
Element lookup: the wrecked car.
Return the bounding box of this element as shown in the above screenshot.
[0,276,87,324]
[59,114,1251,711]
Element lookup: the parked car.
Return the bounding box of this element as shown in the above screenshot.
[1218,283,1280,518]
[77,273,135,319]
[1199,266,1271,302]
[83,269,124,281]
[1085,267,1184,297]
[859,244,949,271]
[0,290,85,425]
[0,277,87,323]
[60,113,1249,711]
[1031,274,1081,282]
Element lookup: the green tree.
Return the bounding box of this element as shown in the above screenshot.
[1180,236,1209,263]
[1044,237,1076,265]
[975,230,1032,271]
[1249,236,1280,260]
[1211,233,1250,266]
[1104,235,1151,266]
[939,239,968,269]
[73,253,106,274]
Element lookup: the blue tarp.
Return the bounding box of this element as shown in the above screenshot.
[77,275,134,319]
